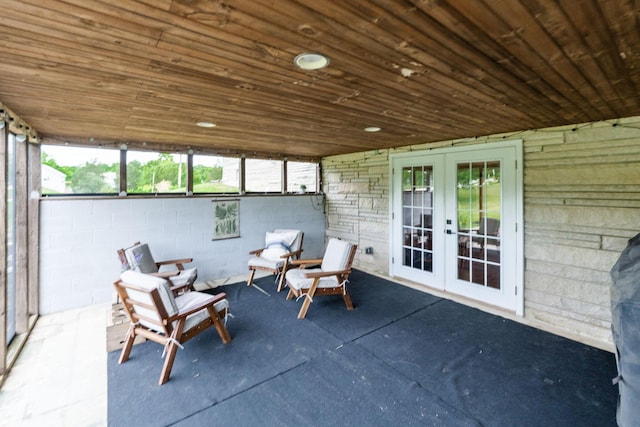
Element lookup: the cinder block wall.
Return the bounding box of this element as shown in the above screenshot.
[322,116,640,350]
[39,195,326,314]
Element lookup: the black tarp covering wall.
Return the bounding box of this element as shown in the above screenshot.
[611,233,640,427]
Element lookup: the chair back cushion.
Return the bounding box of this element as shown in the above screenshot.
[120,270,178,330]
[274,229,303,252]
[321,239,353,272]
[261,230,298,261]
[124,243,159,274]
[479,218,500,237]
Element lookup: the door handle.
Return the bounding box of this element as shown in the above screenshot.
[446,229,456,235]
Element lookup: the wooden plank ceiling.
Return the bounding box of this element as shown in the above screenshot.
[0,0,639,161]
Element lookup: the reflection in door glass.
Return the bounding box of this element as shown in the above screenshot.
[456,161,501,289]
[401,166,433,272]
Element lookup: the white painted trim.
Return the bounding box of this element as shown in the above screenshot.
[389,139,524,316]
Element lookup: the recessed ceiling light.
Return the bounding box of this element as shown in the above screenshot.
[197,121,216,128]
[364,126,381,132]
[294,53,330,70]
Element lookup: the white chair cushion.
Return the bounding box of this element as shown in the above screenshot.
[321,239,352,272]
[248,256,285,270]
[175,292,230,332]
[285,267,340,291]
[124,243,159,274]
[120,270,178,331]
[167,267,198,287]
[260,231,298,262]
[274,229,303,252]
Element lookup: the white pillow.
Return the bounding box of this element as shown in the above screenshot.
[261,231,297,261]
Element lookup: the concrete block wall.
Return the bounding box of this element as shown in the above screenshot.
[39,195,326,314]
[322,116,640,350]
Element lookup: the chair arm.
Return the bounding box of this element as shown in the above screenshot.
[155,258,193,270]
[249,248,264,256]
[167,292,228,320]
[150,271,181,279]
[303,269,351,279]
[279,249,303,259]
[290,258,323,267]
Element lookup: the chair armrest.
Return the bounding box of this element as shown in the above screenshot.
[303,269,351,279]
[291,258,323,267]
[249,248,265,256]
[155,258,193,270]
[279,249,303,259]
[150,271,181,279]
[168,292,228,320]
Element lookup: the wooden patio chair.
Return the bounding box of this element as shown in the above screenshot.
[247,229,304,295]
[117,242,197,294]
[471,217,500,254]
[113,270,232,385]
[285,238,357,319]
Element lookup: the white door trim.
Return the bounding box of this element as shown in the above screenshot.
[389,140,524,315]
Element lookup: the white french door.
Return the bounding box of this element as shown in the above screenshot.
[390,141,523,313]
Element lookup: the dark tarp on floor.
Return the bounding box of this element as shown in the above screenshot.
[610,233,640,427]
[108,270,617,427]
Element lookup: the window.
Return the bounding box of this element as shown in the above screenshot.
[126,150,187,194]
[287,161,317,193]
[245,159,282,192]
[193,154,239,194]
[41,145,119,194]
[41,145,318,195]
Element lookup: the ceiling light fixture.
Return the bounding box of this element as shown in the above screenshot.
[197,121,216,128]
[294,53,330,70]
[364,126,381,132]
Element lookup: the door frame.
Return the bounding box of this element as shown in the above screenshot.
[389,140,524,316]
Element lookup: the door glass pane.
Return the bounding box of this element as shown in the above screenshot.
[456,161,501,289]
[402,166,433,272]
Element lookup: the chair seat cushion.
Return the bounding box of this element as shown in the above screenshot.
[175,292,230,332]
[285,268,340,291]
[248,256,285,270]
[167,267,198,287]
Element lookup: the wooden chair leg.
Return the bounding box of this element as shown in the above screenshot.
[297,279,319,319]
[159,320,185,385]
[247,269,256,287]
[207,306,231,344]
[159,341,180,385]
[297,294,312,319]
[286,288,296,300]
[277,268,287,292]
[118,326,137,364]
[342,290,354,310]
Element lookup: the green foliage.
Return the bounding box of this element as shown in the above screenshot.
[193,164,222,184]
[70,161,116,193]
[42,151,75,181]
[43,150,234,194]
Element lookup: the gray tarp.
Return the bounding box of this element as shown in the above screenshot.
[610,233,640,427]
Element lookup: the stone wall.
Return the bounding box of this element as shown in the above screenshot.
[322,116,640,350]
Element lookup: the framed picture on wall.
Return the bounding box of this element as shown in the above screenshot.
[212,199,240,240]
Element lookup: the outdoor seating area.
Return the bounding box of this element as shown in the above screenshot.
[106,270,617,426]
[2,2,640,426]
